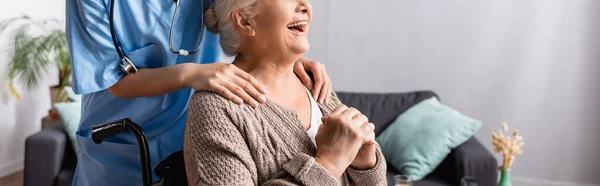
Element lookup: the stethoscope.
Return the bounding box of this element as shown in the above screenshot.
[109,0,205,74]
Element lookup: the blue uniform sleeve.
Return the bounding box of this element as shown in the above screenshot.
[66,0,124,95]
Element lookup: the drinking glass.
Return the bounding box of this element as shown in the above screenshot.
[395,175,412,186]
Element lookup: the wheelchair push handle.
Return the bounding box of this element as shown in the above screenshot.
[91,118,153,186]
[91,119,129,144]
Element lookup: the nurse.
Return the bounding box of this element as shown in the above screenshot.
[66,0,333,185]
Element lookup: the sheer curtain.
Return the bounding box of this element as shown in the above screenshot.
[307,0,600,184]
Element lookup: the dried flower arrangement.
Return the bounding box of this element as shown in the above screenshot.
[491,123,525,170]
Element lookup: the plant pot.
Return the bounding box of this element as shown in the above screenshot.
[48,86,67,120]
[497,167,512,186]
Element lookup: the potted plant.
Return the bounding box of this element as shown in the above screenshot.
[1,16,71,120]
[491,122,525,186]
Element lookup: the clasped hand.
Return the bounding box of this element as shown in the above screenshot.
[314,105,378,178]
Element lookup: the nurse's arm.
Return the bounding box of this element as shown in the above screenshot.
[108,62,267,107]
[107,64,190,98]
[66,0,265,105]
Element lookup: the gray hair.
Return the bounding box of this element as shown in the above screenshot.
[205,0,260,56]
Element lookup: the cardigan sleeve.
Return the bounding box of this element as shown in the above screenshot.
[345,147,388,186]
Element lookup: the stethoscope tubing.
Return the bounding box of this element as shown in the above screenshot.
[109,0,205,74]
[168,0,204,56]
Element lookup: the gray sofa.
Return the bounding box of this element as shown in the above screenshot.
[24,91,497,186]
[336,91,497,186]
[25,123,76,186]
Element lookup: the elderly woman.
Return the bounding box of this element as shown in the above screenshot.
[183,0,387,185]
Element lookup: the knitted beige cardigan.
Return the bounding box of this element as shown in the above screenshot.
[184,91,387,186]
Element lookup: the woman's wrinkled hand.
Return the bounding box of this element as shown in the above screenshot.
[184,62,267,108]
[314,105,375,178]
[294,57,332,104]
[350,135,378,170]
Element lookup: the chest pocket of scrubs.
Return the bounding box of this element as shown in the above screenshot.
[124,44,164,69]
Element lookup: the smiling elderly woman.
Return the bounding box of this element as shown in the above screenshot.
[183,0,387,185]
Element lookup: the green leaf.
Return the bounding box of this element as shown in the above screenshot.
[3,16,69,92]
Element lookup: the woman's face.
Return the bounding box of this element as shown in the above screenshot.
[250,0,312,56]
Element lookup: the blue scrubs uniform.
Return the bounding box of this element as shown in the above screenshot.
[66,0,220,185]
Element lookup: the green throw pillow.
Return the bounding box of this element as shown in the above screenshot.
[53,87,81,152]
[376,97,482,181]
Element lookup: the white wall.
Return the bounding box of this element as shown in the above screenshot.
[306,0,600,185]
[2,0,599,185]
[0,0,65,178]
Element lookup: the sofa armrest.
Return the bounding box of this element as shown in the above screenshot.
[431,137,498,186]
[24,125,68,186]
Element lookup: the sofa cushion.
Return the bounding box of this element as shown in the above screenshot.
[53,87,82,152]
[376,97,482,181]
[336,91,438,135]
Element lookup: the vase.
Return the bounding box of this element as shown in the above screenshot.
[497,167,512,186]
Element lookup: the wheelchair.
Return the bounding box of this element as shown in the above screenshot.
[92,119,188,186]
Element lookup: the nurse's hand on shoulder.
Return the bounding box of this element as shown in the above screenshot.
[108,62,266,107]
[294,56,333,104]
[108,58,329,107]
[184,62,267,108]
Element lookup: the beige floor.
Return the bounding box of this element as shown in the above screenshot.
[0,171,23,186]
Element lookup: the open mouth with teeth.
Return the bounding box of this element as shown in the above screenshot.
[286,21,308,34]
